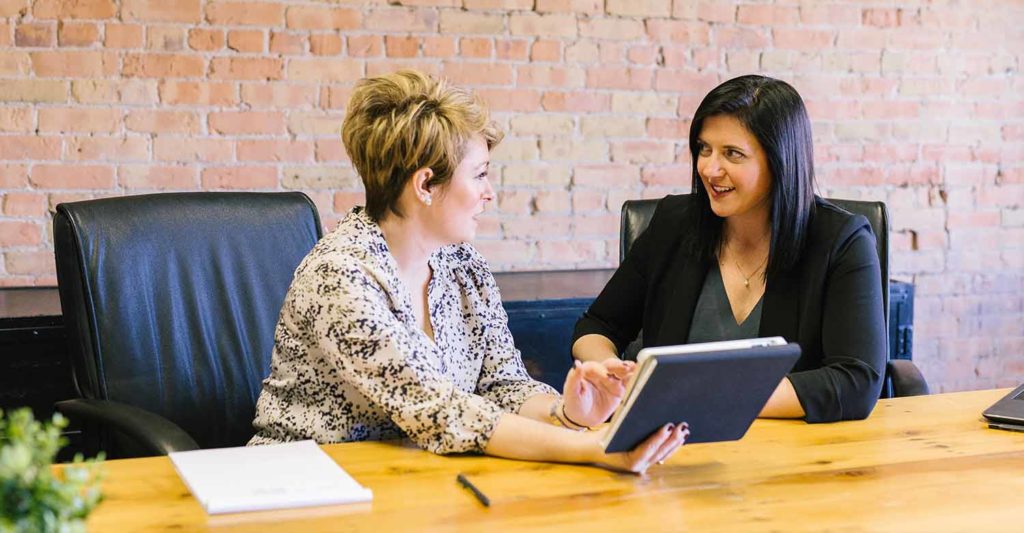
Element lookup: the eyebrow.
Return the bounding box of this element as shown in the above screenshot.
[696,139,748,153]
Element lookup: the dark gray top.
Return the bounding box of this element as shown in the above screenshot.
[687,263,763,344]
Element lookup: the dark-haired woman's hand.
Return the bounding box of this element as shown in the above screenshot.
[562,359,636,428]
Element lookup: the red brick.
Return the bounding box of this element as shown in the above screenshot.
[124,53,204,78]
[146,27,186,52]
[510,13,577,38]
[440,11,504,34]
[270,32,304,55]
[125,110,200,134]
[541,91,609,112]
[158,81,236,106]
[205,2,284,26]
[209,111,286,135]
[347,35,382,58]
[627,44,659,65]
[837,28,888,50]
[647,118,690,139]
[580,17,644,40]
[33,0,116,19]
[573,164,640,188]
[0,108,33,132]
[0,136,61,160]
[187,28,222,51]
[0,0,28,17]
[123,0,199,22]
[423,36,456,58]
[286,58,359,82]
[31,164,114,189]
[607,0,669,17]
[737,4,798,25]
[530,39,561,61]
[0,21,11,47]
[227,30,264,53]
[364,7,438,32]
[333,191,365,213]
[317,86,350,110]
[518,65,584,88]
[0,165,29,188]
[714,27,769,48]
[286,6,360,30]
[5,251,55,276]
[209,57,283,80]
[0,221,42,246]
[496,39,528,60]
[646,20,710,44]
[535,0,601,14]
[2,192,46,217]
[15,23,54,47]
[31,50,118,77]
[800,5,860,25]
[385,36,419,58]
[315,139,348,163]
[460,37,492,59]
[0,51,30,76]
[574,214,617,238]
[65,136,148,161]
[201,166,277,189]
[773,29,835,50]
[310,34,342,56]
[442,62,513,86]
[534,190,571,213]
[503,216,572,239]
[237,140,313,162]
[119,165,197,190]
[241,84,318,109]
[641,165,689,186]
[654,69,718,93]
[887,29,947,50]
[57,21,99,46]
[586,66,653,90]
[153,137,233,163]
[105,24,143,48]
[475,88,542,112]
[863,8,900,28]
[464,0,532,8]
[38,108,118,133]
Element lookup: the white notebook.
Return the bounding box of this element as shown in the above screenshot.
[169,440,373,515]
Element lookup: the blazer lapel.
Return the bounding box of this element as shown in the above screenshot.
[759,268,800,342]
[650,250,708,347]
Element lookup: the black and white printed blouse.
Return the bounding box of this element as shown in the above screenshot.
[249,207,557,454]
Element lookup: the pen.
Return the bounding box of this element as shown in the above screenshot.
[456,473,490,507]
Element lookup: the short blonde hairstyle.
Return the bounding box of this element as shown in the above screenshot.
[341,70,503,222]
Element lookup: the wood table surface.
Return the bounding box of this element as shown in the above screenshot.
[72,388,1023,532]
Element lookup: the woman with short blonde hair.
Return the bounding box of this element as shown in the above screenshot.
[251,70,688,473]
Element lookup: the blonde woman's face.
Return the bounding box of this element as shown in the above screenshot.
[431,135,494,244]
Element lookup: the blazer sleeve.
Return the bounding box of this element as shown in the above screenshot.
[573,203,664,355]
[788,223,887,422]
[300,257,505,455]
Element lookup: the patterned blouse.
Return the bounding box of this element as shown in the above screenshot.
[249,207,557,454]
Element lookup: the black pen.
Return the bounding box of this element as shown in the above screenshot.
[456,473,490,507]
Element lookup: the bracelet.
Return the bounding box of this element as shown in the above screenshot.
[561,402,591,431]
[549,399,588,431]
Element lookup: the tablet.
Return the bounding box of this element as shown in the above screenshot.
[602,337,800,453]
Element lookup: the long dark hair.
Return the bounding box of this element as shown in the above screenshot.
[687,75,815,279]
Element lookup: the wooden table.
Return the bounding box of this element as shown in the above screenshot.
[74,389,1023,532]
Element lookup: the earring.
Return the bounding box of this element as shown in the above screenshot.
[423,194,432,206]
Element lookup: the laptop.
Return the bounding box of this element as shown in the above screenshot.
[602,337,801,453]
[982,383,1024,432]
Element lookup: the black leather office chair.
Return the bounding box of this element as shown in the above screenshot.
[619,195,929,398]
[53,192,323,458]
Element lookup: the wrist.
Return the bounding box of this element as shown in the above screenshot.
[549,399,588,431]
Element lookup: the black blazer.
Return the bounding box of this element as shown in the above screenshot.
[574,195,886,423]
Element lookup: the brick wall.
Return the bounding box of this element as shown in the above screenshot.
[0,0,1021,392]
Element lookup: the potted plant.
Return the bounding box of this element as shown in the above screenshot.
[0,408,103,532]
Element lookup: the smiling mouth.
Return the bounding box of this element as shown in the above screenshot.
[711,185,735,194]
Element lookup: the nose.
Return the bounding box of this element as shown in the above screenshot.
[698,152,723,179]
[482,176,495,203]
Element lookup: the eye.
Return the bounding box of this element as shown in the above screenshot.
[697,143,711,156]
[726,149,745,159]
[475,171,488,180]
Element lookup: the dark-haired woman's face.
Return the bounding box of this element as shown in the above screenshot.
[696,114,773,224]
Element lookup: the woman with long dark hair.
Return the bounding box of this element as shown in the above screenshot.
[572,75,886,422]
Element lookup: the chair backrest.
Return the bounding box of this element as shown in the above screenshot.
[619,195,890,337]
[54,192,323,450]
